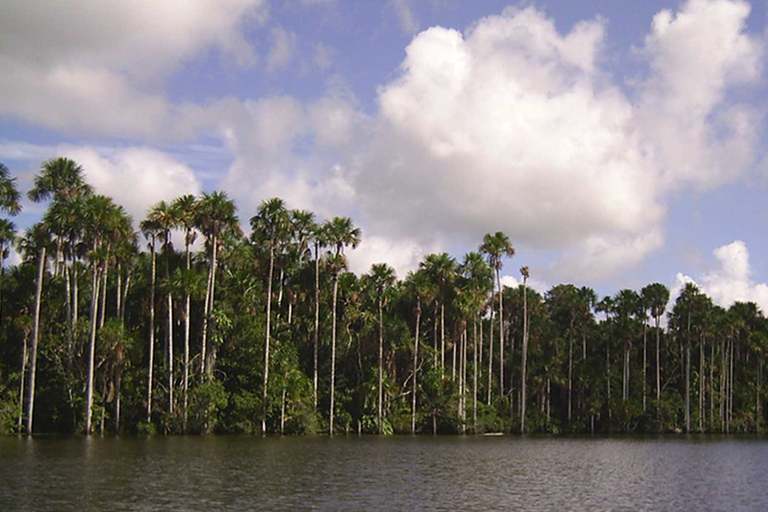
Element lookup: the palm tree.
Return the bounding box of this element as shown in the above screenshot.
[0,162,21,216]
[251,198,290,434]
[139,217,160,424]
[642,283,669,419]
[196,191,240,378]
[18,223,50,436]
[670,282,701,433]
[520,266,530,433]
[0,219,16,323]
[365,263,396,435]
[460,252,492,431]
[404,270,430,434]
[311,222,327,410]
[322,216,361,435]
[83,195,121,434]
[170,194,198,432]
[146,200,176,416]
[480,232,514,399]
[420,253,457,374]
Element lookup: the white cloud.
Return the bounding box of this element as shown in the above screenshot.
[347,235,438,277]
[267,27,299,73]
[345,1,763,283]
[59,146,203,226]
[0,0,267,137]
[673,241,768,313]
[313,43,334,72]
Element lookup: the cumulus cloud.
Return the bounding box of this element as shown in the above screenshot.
[347,1,763,282]
[59,146,203,225]
[673,240,768,313]
[0,0,266,137]
[347,235,438,277]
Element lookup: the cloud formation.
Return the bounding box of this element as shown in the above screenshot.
[674,240,768,313]
[348,1,763,281]
[0,0,267,137]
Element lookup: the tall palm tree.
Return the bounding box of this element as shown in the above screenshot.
[365,263,396,435]
[146,200,176,416]
[310,222,327,410]
[195,191,240,378]
[139,217,161,424]
[459,252,492,431]
[171,194,198,432]
[420,253,457,374]
[480,232,514,399]
[642,283,669,418]
[18,223,50,436]
[520,266,530,433]
[404,270,430,434]
[251,198,290,434]
[322,216,360,435]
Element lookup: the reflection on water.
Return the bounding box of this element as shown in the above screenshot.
[2,436,767,511]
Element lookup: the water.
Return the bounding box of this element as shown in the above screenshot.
[2,436,767,511]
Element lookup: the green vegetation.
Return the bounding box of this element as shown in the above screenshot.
[1,158,767,436]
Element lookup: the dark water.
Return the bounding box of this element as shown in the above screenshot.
[2,436,767,511]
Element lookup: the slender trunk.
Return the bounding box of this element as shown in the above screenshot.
[115,366,122,435]
[497,269,504,399]
[643,320,647,412]
[64,262,72,354]
[313,243,320,410]
[280,385,286,436]
[330,273,339,436]
[655,315,661,422]
[710,340,714,430]
[757,353,762,433]
[473,315,478,433]
[17,329,29,434]
[183,240,191,433]
[73,259,79,328]
[116,262,121,328]
[685,345,691,434]
[166,252,174,416]
[412,306,421,435]
[200,251,211,379]
[206,234,218,374]
[147,243,156,423]
[521,278,528,434]
[607,339,611,425]
[99,261,108,329]
[568,333,573,423]
[440,302,445,373]
[699,339,704,433]
[85,256,102,435]
[263,245,274,435]
[433,306,438,368]
[721,338,726,433]
[26,246,46,437]
[378,295,384,435]
[488,307,494,405]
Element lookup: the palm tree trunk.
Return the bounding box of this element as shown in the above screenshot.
[85,257,102,435]
[17,329,28,434]
[412,307,420,435]
[207,234,218,373]
[473,315,477,433]
[330,273,339,436]
[488,307,494,406]
[656,315,661,423]
[263,245,274,435]
[25,246,45,437]
[201,251,211,379]
[183,241,191,433]
[313,243,320,410]
[440,302,445,373]
[521,278,528,434]
[165,249,174,416]
[99,261,108,329]
[643,320,647,412]
[378,295,383,435]
[147,244,156,423]
[686,345,691,433]
[73,258,79,329]
[699,339,704,432]
[497,269,504,399]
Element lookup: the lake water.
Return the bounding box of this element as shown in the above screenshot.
[2,436,767,511]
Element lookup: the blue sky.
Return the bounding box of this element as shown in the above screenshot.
[2,0,768,309]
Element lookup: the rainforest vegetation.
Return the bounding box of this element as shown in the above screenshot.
[0,158,766,436]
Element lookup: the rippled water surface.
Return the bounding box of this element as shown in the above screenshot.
[2,436,768,511]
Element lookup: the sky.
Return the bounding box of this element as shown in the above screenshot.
[2,0,768,311]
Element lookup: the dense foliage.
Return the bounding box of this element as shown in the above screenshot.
[1,158,767,436]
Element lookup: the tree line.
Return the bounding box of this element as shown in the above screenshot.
[0,158,766,436]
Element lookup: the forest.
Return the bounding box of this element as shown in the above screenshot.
[0,158,766,436]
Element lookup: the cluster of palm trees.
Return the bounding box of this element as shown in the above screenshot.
[2,157,768,436]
